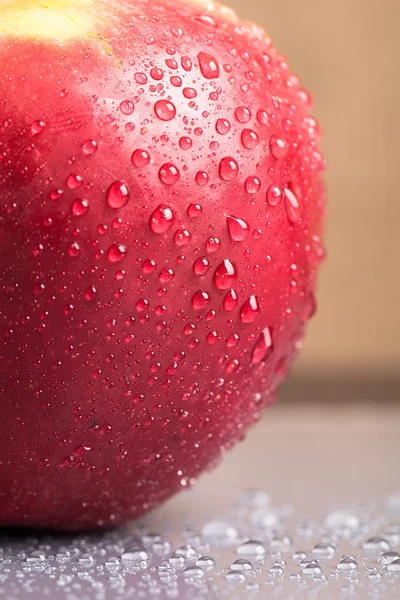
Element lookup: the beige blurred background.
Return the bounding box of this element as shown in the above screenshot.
[228,0,400,380]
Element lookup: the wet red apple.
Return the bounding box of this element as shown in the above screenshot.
[0,0,326,529]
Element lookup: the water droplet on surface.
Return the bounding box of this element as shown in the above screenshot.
[213,259,238,290]
[195,171,209,186]
[150,67,164,80]
[149,204,175,234]
[107,244,127,263]
[378,551,400,565]
[337,556,358,571]
[180,136,192,149]
[105,557,121,573]
[231,559,253,571]
[225,570,246,583]
[219,157,239,181]
[284,187,302,223]
[154,100,176,121]
[81,139,97,155]
[235,106,251,123]
[159,163,180,185]
[241,129,259,149]
[183,87,197,99]
[202,521,238,547]
[363,536,391,553]
[325,511,360,531]
[196,556,216,571]
[182,565,205,579]
[227,216,249,242]
[121,545,151,570]
[293,551,307,563]
[175,544,198,559]
[251,327,273,364]
[66,173,83,189]
[240,296,259,323]
[119,100,135,115]
[270,135,288,159]
[107,181,129,209]
[216,118,231,135]
[302,560,322,576]
[78,554,95,569]
[237,540,266,557]
[30,120,45,136]
[267,185,282,206]
[387,558,400,572]
[245,176,261,194]
[132,149,150,167]
[193,257,210,275]
[257,109,269,125]
[71,198,89,217]
[192,290,211,310]
[27,551,46,563]
[198,51,219,79]
[312,542,336,559]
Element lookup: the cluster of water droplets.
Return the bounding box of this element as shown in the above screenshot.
[0,490,398,598]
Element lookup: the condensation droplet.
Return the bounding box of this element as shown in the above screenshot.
[219,156,239,181]
[159,163,180,185]
[149,204,175,234]
[198,51,219,79]
[107,181,129,209]
[267,185,282,207]
[107,244,127,263]
[71,198,89,217]
[251,327,273,364]
[245,176,261,194]
[240,295,259,323]
[216,118,231,135]
[270,135,288,159]
[213,259,238,290]
[154,100,176,121]
[132,149,150,167]
[235,106,251,123]
[192,290,211,310]
[227,216,249,242]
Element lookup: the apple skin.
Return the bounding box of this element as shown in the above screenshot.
[0,0,325,529]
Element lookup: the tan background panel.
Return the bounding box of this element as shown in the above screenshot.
[226,0,400,376]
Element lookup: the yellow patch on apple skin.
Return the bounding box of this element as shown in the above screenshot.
[0,0,93,40]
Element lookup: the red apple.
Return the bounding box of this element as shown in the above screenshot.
[0,0,326,529]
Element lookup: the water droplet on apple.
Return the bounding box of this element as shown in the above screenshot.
[71,198,89,217]
[198,52,219,79]
[154,100,176,121]
[240,295,259,323]
[241,129,259,149]
[219,157,239,181]
[66,174,83,189]
[149,204,175,234]
[192,290,211,310]
[193,257,210,275]
[213,259,238,289]
[131,149,150,167]
[227,216,249,242]
[196,171,209,186]
[245,176,261,194]
[235,106,251,123]
[267,185,282,206]
[270,135,288,159]
[216,119,231,135]
[119,100,135,115]
[224,289,238,312]
[158,163,180,185]
[284,186,302,223]
[81,139,97,155]
[107,243,127,263]
[251,328,273,364]
[107,181,129,209]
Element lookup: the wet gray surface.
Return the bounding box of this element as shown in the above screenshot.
[0,397,399,599]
